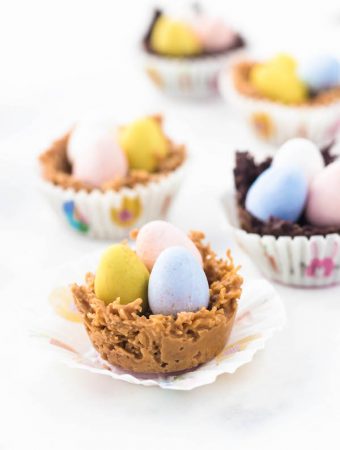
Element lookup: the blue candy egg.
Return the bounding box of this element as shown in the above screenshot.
[148,246,210,316]
[245,166,308,222]
[298,56,340,92]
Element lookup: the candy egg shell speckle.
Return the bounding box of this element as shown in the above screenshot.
[306,160,340,227]
[70,128,128,187]
[136,220,202,270]
[245,166,308,222]
[94,244,149,309]
[148,246,210,316]
[298,55,340,92]
[272,138,324,185]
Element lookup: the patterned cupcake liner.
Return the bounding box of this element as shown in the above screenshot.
[219,71,340,146]
[142,50,245,98]
[223,190,340,287]
[39,164,186,240]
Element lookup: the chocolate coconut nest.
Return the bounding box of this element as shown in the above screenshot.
[142,9,245,59]
[234,145,340,237]
[39,117,186,193]
[232,61,340,106]
[72,231,242,374]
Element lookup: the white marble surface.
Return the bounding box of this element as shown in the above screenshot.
[1,0,340,448]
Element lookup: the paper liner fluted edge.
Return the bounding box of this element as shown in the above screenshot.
[30,277,285,390]
[142,49,247,98]
[223,190,340,287]
[38,162,187,240]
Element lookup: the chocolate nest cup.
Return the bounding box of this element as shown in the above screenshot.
[142,9,245,60]
[72,231,242,374]
[234,146,340,237]
[232,61,340,106]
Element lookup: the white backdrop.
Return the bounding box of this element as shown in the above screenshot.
[1,1,340,449]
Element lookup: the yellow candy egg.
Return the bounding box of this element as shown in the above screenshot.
[150,16,202,57]
[270,53,297,71]
[118,117,169,172]
[94,244,149,309]
[250,54,308,104]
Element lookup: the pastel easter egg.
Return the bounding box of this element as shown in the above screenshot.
[306,160,340,226]
[189,17,236,52]
[272,138,324,184]
[136,220,202,270]
[67,121,116,163]
[94,244,149,309]
[245,166,308,222]
[298,56,340,92]
[150,15,202,57]
[148,246,209,316]
[71,128,128,187]
[118,117,169,172]
[250,54,308,104]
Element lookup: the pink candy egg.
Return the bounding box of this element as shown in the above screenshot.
[136,220,203,270]
[189,17,235,52]
[71,128,128,187]
[306,160,340,227]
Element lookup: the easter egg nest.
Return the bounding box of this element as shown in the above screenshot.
[72,231,242,374]
[234,146,340,237]
[232,61,340,106]
[142,9,245,59]
[39,116,186,193]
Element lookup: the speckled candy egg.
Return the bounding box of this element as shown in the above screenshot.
[148,246,209,316]
[245,166,308,222]
[136,220,202,270]
[298,55,340,92]
[118,117,169,172]
[70,127,128,187]
[306,160,340,226]
[272,138,324,185]
[94,244,149,310]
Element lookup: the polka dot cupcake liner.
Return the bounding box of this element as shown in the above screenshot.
[219,70,340,146]
[38,163,187,240]
[142,50,245,98]
[223,190,340,287]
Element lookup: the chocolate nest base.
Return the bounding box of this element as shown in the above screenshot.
[72,232,242,374]
[232,61,340,106]
[234,148,340,237]
[39,117,186,193]
[142,9,245,60]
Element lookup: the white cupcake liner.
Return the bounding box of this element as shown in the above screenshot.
[39,163,186,240]
[219,70,340,146]
[142,49,246,98]
[223,190,340,287]
[25,249,285,390]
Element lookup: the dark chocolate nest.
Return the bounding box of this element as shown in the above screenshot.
[142,9,246,59]
[234,143,340,237]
